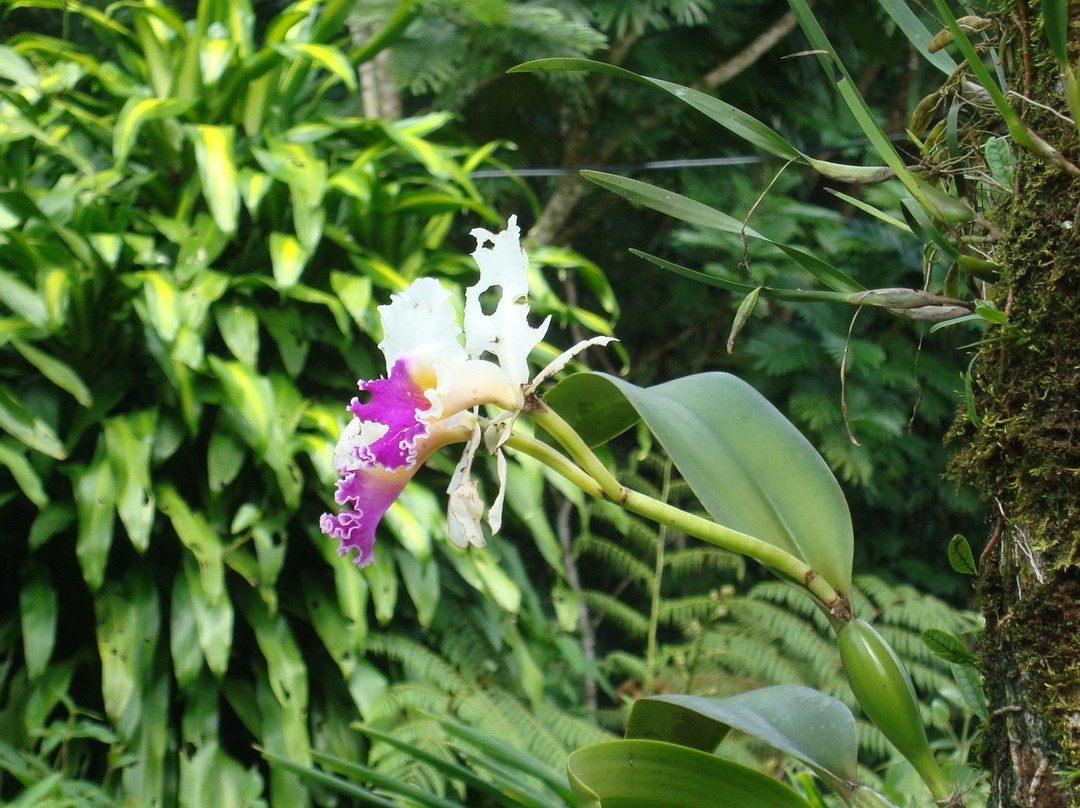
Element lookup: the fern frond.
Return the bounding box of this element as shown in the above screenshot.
[367,682,450,723]
[663,546,744,579]
[574,534,654,584]
[604,651,648,683]
[658,594,725,628]
[366,633,469,690]
[581,590,650,637]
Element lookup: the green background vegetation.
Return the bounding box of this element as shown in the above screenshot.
[0,0,986,805]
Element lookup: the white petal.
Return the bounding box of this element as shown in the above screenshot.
[465,216,549,389]
[378,277,466,369]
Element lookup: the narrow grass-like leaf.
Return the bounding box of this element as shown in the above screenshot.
[1041,0,1068,66]
[437,717,575,803]
[629,250,855,302]
[875,0,958,74]
[788,0,974,222]
[261,750,406,808]
[583,171,864,293]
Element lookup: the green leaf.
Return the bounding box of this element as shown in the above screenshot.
[214,302,260,365]
[138,271,182,342]
[182,552,234,678]
[551,372,853,597]
[0,386,65,459]
[158,484,226,604]
[568,739,813,808]
[628,250,853,304]
[788,0,974,222]
[949,661,987,720]
[208,426,247,493]
[73,452,117,592]
[1041,0,1068,65]
[395,549,439,628]
[19,567,58,679]
[0,269,49,329]
[208,356,275,451]
[581,171,864,294]
[272,43,357,91]
[269,232,309,290]
[95,575,160,723]
[512,58,799,160]
[627,686,859,786]
[363,543,398,625]
[104,410,157,553]
[0,438,48,507]
[114,96,196,165]
[170,570,204,689]
[922,628,977,666]
[874,0,958,74]
[947,534,977,575]
[186,124,240,234]
[0,45,40,86]
[437,717,575,804]
[543,372,640,448]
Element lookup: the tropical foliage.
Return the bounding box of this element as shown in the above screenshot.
[0,0,1000,806]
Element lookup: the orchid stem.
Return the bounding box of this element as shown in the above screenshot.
[505,422,844,612]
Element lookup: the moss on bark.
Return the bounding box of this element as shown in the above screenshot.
[947,2,1080,805]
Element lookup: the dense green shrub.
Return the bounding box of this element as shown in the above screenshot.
[0,0,616,803]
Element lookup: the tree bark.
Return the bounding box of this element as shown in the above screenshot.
[950,3,1080,806]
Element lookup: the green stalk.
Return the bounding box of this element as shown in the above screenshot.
[510,414,846,615]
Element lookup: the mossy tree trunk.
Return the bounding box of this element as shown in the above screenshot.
[950,3,1080,806]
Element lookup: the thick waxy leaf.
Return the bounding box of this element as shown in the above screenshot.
[545,372,853,597]
[627,686,859,786]
[568,739,813,808]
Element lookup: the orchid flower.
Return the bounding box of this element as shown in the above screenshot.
[320,216,550,567]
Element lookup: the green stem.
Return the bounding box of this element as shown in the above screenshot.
[529,406,625,501]
[504,428,845,615]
